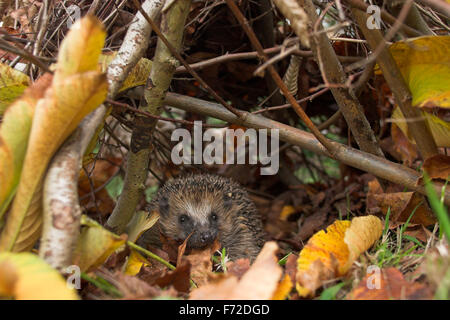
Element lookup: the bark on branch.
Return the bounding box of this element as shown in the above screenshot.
[352,8,438,160]
[105,0,192,234]
[163,92,450,206]
[39,0,166,270]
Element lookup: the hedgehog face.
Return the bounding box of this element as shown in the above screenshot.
[175,210,219,248]
[158,190,233,249]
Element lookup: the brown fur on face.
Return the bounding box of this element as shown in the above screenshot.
[138,174,265,261]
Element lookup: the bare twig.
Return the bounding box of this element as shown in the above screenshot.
[343,0,423,37]
[352,8,439,159]
[106,0,193,233]
[175,45,361,74]
[299,0,386,165]
[0,38,51,73]
[416,0,450,17]
[164,92,450,206]
[346,0,415,72]
[131,0,243,118]
[251,87,329,114]
[226,0,338,156]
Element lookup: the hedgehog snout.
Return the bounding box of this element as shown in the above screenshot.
[187,224,218,248]
[200,231,215,244]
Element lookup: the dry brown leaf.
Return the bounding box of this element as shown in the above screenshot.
[113,272,161,299]
[78,158,121,216]
[348,267,432,300]
[226,258,250,279]
[391,124,419,165]
[155,261,191,294]
[367,192,436,226]
[183,240,220,287]
[423,154,450,181]
[189,241,282,300]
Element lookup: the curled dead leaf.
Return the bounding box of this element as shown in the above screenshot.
[189,241,283,300]
[296,216,383,297]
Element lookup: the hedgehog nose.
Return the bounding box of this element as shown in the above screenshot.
[200,232,214,243]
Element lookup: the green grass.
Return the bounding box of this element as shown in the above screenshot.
[423,172,450,242]
[212,247,229,272]
[278,252,292,266]
[80,272,122,298]
[319,282,346,300]
[373,205,426,269]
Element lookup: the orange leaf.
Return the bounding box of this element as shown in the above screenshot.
[296,216,383,297]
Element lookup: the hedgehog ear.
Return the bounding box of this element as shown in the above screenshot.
[158,195,170,216]
[223,193,233,210]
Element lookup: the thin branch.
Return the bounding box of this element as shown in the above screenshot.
[251,87,329,114]
[343,0,423,37]
[40,0,166,270]
[0,38,52,73]
[226,0,338,156]
[416,0,450,17]
[106,0,193,233]
[299,0,386,164]
[346,0,415,72]
[352,8,439,159]
[131,0,243,118]
[164,92,450,206]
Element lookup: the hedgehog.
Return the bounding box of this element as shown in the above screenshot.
[138,174,265,261]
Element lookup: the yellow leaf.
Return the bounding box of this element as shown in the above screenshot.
[189,242,283,300]
[379,36,450,147]
[121,58,152,93]
[0,74,52,218]
[271,274,293,300]
[72,216,126,272]
[0,15,107,252]
[0,252,78,300]
[384,36,450,108]
[126,210,160,243]
[0,63,30,115]
[343,215,384,269]
[54,14,105,81]
[392,106,450,147]
[296,215,382,297]
[279,205,296,221]
[99,53,152,93]
[124,250,149,276]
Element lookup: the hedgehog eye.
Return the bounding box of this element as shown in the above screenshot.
[179,214,188,224]
[210,212,218,221]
